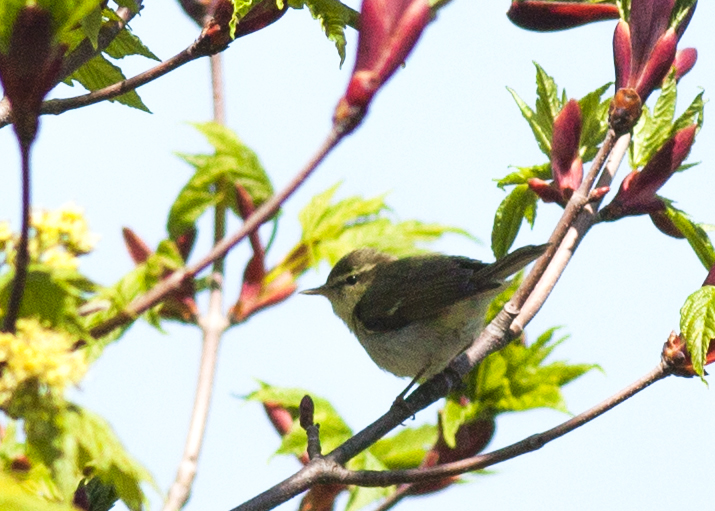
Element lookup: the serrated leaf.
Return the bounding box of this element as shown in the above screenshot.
[168,123,273,239]
[445,326,597,444]
[496,163,551,189]
[507,87,551,156]
[79,5,102,49]
[534,63,561,142]
[680,286,715,376]
[672,89,705,133]
[491,184,538,259]
[104,27,160,61]
[68,54,150,112]
[369,425,438,470]
[287,0,359,66]
[578,82,612,161]
[275,183,470,279]
[633,73,677,168]
[664,205,715,270]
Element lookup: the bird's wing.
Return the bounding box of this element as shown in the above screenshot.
[354,256,501,332]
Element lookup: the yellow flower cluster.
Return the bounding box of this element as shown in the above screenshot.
[0,203,97,270]
[0,319,87,407]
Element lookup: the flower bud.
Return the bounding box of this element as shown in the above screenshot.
[507,1,619,32]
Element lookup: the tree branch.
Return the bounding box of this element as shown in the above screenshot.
[233,360,671,511]
[163,51,229,511]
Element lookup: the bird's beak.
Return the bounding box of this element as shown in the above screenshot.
[300,285,327,296]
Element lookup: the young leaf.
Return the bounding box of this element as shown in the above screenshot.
[664,205,715,270]
[496,163,551,189]
[67,54,150,111]
[680,286,715,377]
[104,26,160,61]
[534,63,562,141]
[286,0,360,66]
[491,184,538,259]
[672,89,705,133]
[631,73,677,168]
[168,122,273,239]
[507,86,552,156]
[369,425,438,470]
[578,82,612,161]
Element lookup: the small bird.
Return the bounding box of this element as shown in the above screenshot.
[302,244,546,381]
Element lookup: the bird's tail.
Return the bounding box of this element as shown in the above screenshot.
[478,243,549,282]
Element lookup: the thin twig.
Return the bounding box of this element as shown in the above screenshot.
[164,281,228,511]
[163,52,229,511]
[515,133,631,331]
[233,361,670,511]
[89,128,343,338]
[3,140,32,333]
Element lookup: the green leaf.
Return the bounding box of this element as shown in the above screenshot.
[0,472,78,511]
[0,265,95,340]
[496,163,551,189]
[491,184,538,259]
[444,327,598,445]
[578,82,612,162]
[663,205,715,270]
[246,382,352,456]
[67,54,150,112]
[168,122,273,239]
[534,63,562,142]
[680,286,715,377]
[286,0,360,66]
[633,73,677,168]
[79,5,102,49]
[104,26,160,61]
[369,425,438,470]
[274,183,469,279]
[672,89,705,133]
[507,87,551,156]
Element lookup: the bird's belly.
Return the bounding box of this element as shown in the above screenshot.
[356,300,487,379]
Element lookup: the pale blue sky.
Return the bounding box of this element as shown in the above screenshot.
[0,1,713,510]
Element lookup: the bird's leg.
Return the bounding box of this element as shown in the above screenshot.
[391,366,427,415]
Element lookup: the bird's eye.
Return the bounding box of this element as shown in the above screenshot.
[345,274,359,285]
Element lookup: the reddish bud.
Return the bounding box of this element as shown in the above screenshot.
[263,401,295,436]
[234,0,288,38]
[507,1,619,32]
[613,20,632,90]
[662,331,715,378]
[122,227,153,264]
[232,270,297,323]
[635,28,677,102]
[528,178,566,204]
[177,0,212,25]
[334,0,431,133]
[704,263,715,288]
[0,6,63,144]
[551,99,583,196]
[608,88,642,135]
[673,48,697,82]
[601,124,697,221]
[235,183,256,220]
[73,485,90,511]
